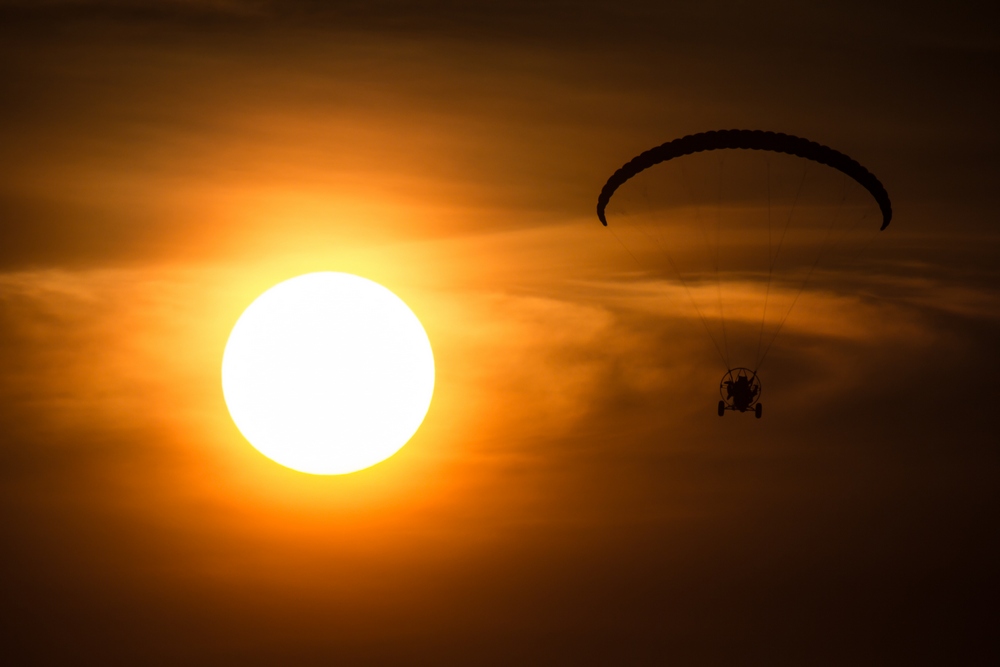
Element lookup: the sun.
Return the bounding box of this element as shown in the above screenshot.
[221,272,435,475]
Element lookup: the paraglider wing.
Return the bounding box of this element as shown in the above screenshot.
[596,130,893,230]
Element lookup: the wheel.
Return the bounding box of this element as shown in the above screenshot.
[755,403,763,419]
[718,400,726,417]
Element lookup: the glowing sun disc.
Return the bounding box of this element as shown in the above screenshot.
[222,272,435,475]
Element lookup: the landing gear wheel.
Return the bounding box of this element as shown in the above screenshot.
[755,403,763,419]
[718,400,726,417]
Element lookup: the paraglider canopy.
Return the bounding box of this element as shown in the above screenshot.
[597,130,892,230]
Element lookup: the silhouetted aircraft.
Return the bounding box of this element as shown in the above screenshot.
[596,130,893,418]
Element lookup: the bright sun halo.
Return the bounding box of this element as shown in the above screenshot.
[222,272,435,475]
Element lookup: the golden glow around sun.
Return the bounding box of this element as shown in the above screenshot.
[221,272,435,475]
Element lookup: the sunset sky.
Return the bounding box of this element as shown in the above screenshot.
[1,1,998,664]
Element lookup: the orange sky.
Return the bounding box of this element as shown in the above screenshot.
[2,1,998,663]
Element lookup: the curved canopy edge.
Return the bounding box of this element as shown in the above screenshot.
[596,130,892,230]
